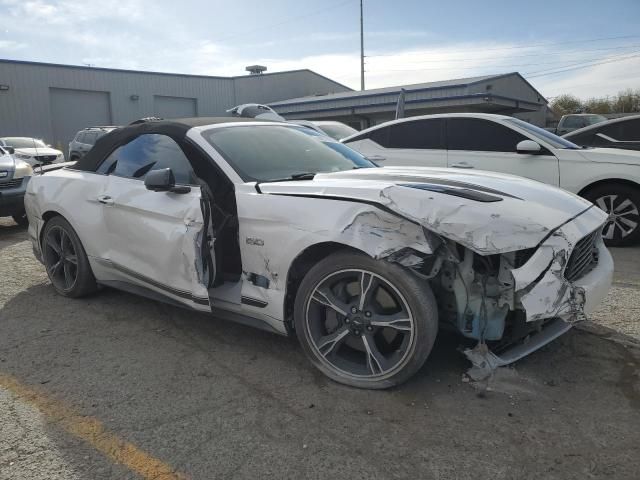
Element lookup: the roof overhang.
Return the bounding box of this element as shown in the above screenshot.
[272,93,544,119]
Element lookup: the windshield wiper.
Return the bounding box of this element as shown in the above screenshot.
[263,172,317,183]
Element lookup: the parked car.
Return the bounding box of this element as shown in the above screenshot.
[25,117,612,388]
[551,114,608,136]
[342,113,640,246]
[293,120,358,140]
[68,126,118,161]
[0,145,32,225]
[563,115,640,151]
[0,137,64,166]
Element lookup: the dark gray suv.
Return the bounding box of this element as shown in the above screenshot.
[68,126,117,161]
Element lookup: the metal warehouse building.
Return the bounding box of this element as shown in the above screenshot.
[0,59,350,153]
[0,60,550,154]
[269,72,550,129]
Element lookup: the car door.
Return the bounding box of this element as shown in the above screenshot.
[446,117,560,186]
[344,118,447,167]
[96,133,211,310]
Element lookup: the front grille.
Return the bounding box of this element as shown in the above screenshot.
[565,230,599,282]
[34,155,57,164]
[0,178,22,189]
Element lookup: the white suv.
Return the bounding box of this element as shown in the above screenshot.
[343,113,640,246]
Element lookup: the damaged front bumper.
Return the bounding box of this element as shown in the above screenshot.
[464,206,613,378]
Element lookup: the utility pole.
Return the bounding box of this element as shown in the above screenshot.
[360,0,365,91]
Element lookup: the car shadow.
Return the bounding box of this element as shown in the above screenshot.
[1,282,639,479]
[0,219,28,250]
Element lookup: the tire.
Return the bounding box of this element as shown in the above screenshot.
[41,216,97,297]
[294,251,438,389]
[583,184,640,247]
[12,211,28,227]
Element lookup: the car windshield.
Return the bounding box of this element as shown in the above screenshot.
[316,123,358,140]
[584,114,608,125]
[2,137,47,149]
[505,118,581,149]
[203,125,376,182]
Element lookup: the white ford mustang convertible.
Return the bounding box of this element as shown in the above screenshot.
[25,118,613,388]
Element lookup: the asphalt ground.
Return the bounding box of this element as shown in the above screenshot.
[1,218,639,480]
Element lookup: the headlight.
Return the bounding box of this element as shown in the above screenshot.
[15,153,31,160]
[13,159,33,179]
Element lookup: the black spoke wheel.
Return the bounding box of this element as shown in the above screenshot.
[584,184,640,247]
[42,216,97,297]
[294,252,438,389]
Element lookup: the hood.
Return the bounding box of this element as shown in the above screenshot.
[573,147,640,165]
[15,147,62,156]
[258,166,604,254]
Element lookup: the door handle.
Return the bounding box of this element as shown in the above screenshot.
[97,195,114,206]
[450,162,474,169]
[367,155,386,162]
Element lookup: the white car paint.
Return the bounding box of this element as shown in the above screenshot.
[0,137,65,166]
[24,120,613,380]
[343,113,640,195]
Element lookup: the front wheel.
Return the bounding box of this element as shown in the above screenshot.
[584,184,640,247]
[294,252,438,389]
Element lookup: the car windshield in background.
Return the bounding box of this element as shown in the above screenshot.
[316,123,358,140]
[505,118,581,149]
[2,137,47,149]
[203,125,376,182]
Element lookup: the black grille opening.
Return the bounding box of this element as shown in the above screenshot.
[0,178,22,189]
[565,230,599,282]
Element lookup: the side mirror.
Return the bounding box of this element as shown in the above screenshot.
[6,147,15,155]
[144,168,190,194]
[516,140,542,155]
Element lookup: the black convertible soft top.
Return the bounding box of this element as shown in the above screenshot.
[73,117,263,172]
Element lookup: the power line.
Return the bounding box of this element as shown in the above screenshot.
[368,53,640,73]
[366,43,640,65]
[367,34,640,58]
[524,52,640,78]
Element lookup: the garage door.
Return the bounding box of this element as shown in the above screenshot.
[49,88,112,156]
[153,96,197,119]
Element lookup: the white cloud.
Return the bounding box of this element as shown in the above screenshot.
[1,0,637,101]
[0,40,26,50]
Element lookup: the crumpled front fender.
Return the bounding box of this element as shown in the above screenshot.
[511,206,612,323]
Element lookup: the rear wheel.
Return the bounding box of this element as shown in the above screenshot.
[583,184,640,247]
[42,216,97,297]
[294,252,438,389]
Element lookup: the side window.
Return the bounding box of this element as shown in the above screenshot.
[601,119,640,141]
[447,118,527,152]
[386,119,445,149]
[96,134,195,184]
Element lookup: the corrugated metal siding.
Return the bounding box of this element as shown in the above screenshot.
[0,61,348,146]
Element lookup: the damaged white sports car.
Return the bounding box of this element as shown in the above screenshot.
[25,118,613,388]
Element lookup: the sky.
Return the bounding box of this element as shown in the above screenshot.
[1,0,639,100]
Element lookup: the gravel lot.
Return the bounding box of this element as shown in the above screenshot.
[1,218,639,479]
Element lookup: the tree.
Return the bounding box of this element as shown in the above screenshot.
[584,97,612,114]
[613,88,640,113]
[551,94,582,116]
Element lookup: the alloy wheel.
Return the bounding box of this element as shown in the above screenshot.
[43,226,79,291]
[596,194,639,240]
[304,269,415,379]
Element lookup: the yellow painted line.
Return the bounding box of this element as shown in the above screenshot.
[0,373,186,480]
